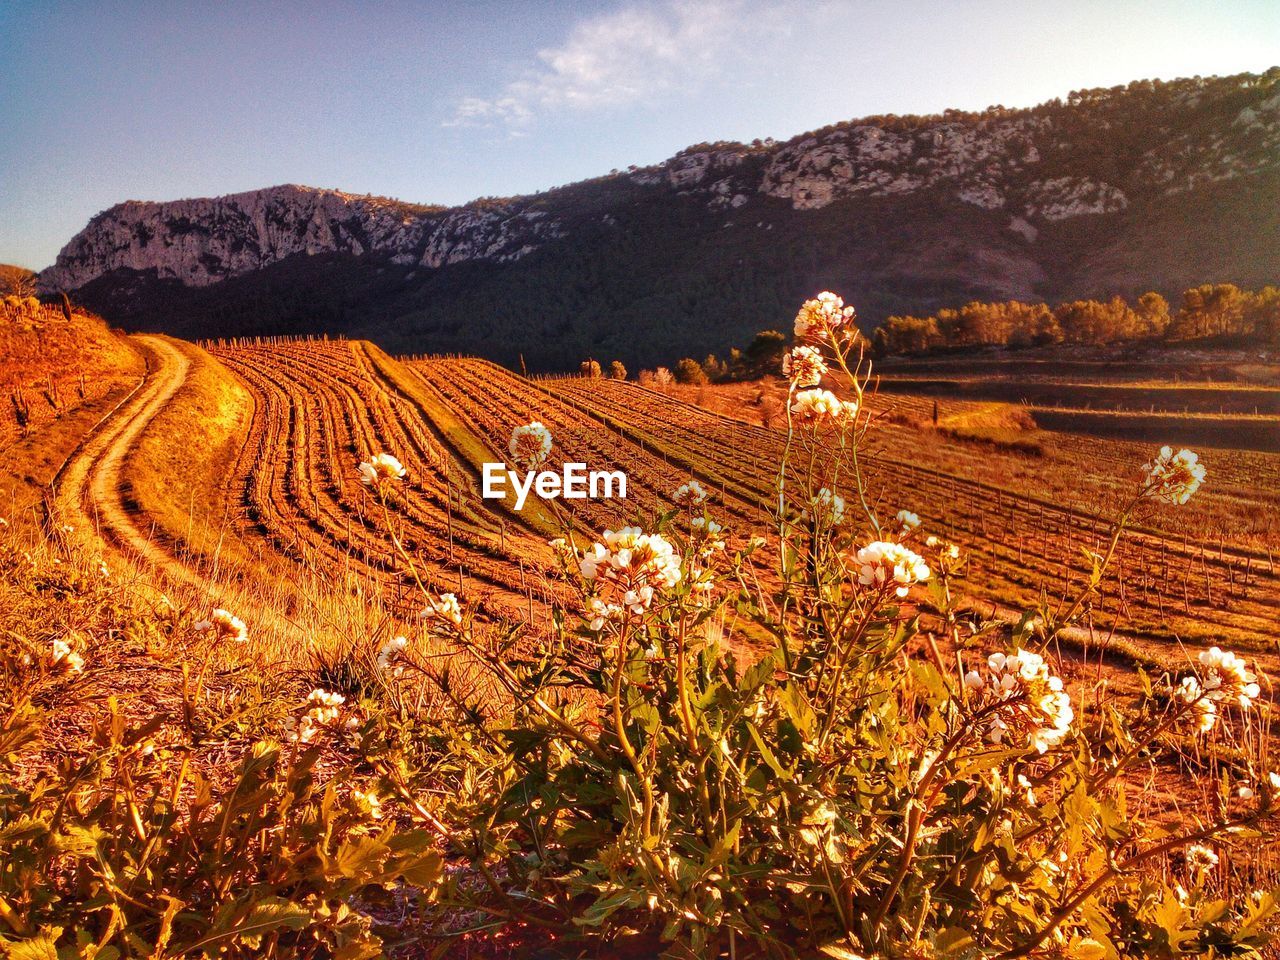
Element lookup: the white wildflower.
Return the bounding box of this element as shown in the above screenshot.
[690,516,725,553]
[782,345,828,387]
[358,452,407,486]
[971,648,1074,753]
[1175,675,1218,733]
[421,593,463,628]
[376,636,409,676]
[194,608,248,643]
[848,541,931,597]
[306,688,345,725]
[1142,446,1205,505]
[793,291,856,342]
[789,389,858,427]
[49,638,85,673]
[1196,646,1260,709]
[808,488,845,527]
[509,422,553,469]
[579,527,682,615]
[1017,773,1037,805]
[1186,844,1219,871]
[586,597,624,631]
[286,688,346,743]
[352,789,383,820]
[673,480,708,508]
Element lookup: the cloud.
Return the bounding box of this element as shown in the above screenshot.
[445,0,745,128]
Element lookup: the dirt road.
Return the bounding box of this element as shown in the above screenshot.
[50,335,209,592]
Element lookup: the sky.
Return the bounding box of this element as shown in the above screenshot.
[1,0,1277,270]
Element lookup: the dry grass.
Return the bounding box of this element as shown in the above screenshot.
[121,338,256,561]
[0,304,142,448]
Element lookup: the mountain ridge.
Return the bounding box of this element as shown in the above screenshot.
[41,69,1280,370]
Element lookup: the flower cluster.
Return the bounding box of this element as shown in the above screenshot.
[421,593,463,628]
[690,516,725,553]
[896,510,921,534]
[1175,677,1218,733]
[790,389,858,427]
[964,649,1074,753]
[1197,646,1260,708]
[358,453,407,486]
[1142,446,1206,505]
[580,527,682,615]
[793,291,856,342]
[1186,844,1219,872]
[285,688,346,744]
[587,597,624,631]
[782,346,828,388]
[194,608,248,643]
[376,635,409,676]
[1175,646,1261,732]
[847,540,931,597]
[49,638,85,673]
[509,422,553,468]
[673,480,708,508]
[925,534,962,561]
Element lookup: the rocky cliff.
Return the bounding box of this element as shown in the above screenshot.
[41,186,567,290]
[41,69,1280,369]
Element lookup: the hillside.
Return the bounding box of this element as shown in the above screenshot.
[0,297,144,512]
[42,69,1280,370]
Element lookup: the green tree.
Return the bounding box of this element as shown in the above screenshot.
[739,329,788,379]
[1136,291,1171,337]
[876,315,943,354]
[674,357,708,385]
[1171,284,1245,339]
[1242,287,1280,344]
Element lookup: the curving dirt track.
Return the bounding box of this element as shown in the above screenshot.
[49,335,212,593]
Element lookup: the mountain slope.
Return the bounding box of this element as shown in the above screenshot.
[43,69,1280,370]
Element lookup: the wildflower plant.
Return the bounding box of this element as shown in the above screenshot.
[0,521,443,957]
[372,293,1277,957]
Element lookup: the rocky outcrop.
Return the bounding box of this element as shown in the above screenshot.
[41,69,1280,298]
[41,185,564,290]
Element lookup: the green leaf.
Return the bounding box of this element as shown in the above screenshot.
[778,683,816,738]
[746,722,791,781]
[572,889,641,928]
[183,898,311,954]
[395,848,444,888]
[5,929,61,960]
[738,650,777,694]
[332,835,392,880]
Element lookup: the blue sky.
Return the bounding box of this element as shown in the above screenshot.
[2,0,1277,269]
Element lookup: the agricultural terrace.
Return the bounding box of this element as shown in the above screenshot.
[535,373,1280,662]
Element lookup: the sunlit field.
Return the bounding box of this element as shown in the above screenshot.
[0,288,1276,958]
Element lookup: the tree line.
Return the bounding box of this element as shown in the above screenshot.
[873,284,1280,356]
[579,329,793,387]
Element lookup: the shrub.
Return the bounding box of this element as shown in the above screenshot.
[674,357,708,384]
